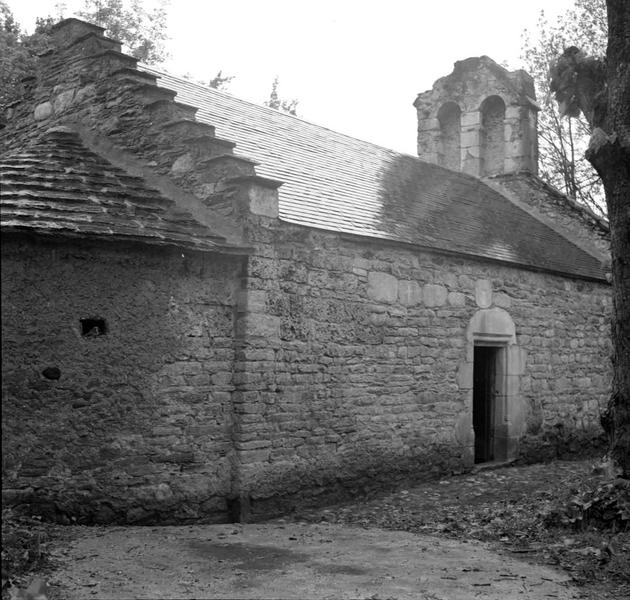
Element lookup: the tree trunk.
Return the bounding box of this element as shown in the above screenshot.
[595,143,630,478]
[588,0,630,478]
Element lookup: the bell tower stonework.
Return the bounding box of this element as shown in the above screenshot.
[414,56,539,177]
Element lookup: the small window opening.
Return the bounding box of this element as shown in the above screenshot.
[81,318,107,337]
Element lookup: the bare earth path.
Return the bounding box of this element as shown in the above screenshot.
[47,522,581,599]
[42,460,628,600]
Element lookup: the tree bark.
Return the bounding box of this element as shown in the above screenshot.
[588,0,630,477]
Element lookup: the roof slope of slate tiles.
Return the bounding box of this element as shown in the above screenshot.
[0,127,237,252]
[143,67,606,282]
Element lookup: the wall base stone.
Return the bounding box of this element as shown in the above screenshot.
[235,443,473,522]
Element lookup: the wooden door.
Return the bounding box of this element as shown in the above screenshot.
[473,346,497,463]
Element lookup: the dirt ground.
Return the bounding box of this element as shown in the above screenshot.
[30,460,629,600]
[45,522,582,599]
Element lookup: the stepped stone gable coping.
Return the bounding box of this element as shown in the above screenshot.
[1,18,282,251]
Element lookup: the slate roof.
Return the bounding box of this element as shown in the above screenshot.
[143,68,606,282]
[0,128,239,252]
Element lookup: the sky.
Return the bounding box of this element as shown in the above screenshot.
[6,0,578,154]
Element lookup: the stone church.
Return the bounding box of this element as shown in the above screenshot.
[0,19,611,524]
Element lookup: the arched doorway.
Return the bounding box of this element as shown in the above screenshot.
[460,308,526,463]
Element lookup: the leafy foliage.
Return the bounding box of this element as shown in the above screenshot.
[77,0,170,64]
[547,479,630,531]
[521,0,607,216]
[183,69,235,92]
[1,508,52,599]
[0,0,170,110]
[264,76,298,116]
[207,70,234,91]
[0,3,55,110]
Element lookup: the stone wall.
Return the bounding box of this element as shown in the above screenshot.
[1,222,611,522]
[232,218,611,517]
[1,235,242,524]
